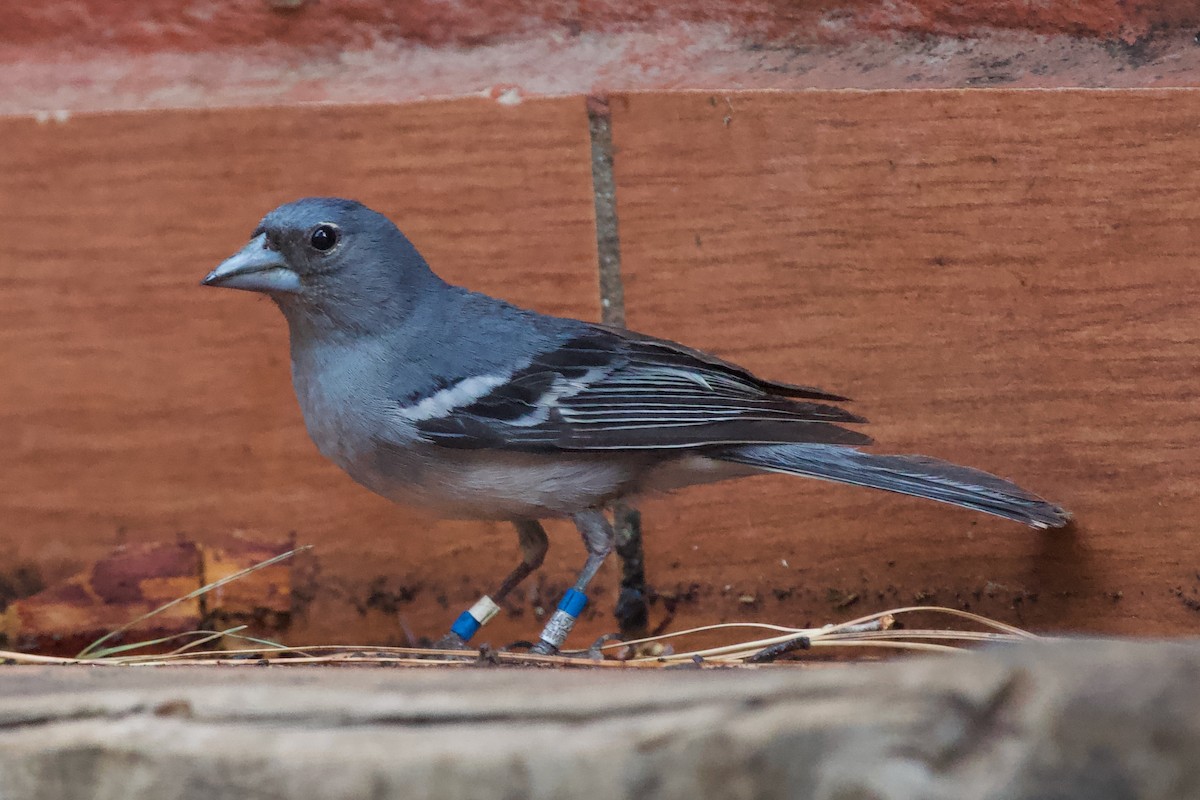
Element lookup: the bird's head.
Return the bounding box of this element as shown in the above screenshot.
[203,197,442,336]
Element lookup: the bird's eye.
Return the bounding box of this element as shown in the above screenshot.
[309,225,339,252]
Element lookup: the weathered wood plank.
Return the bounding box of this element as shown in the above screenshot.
[611,89,1200,636]
[1,641,1199,798]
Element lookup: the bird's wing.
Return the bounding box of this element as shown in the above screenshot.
[399,327,872,452]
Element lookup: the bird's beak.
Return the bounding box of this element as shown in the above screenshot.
[201,234,301,294]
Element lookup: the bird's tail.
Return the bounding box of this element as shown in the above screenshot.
[716,443,1070,529]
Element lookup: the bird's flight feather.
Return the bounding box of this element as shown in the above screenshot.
[413,327,873,451]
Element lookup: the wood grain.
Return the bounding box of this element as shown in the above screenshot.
[4,90,1200,653]
[3,641,1200,799]
[610,89,1200,636]
[0,99,601,648]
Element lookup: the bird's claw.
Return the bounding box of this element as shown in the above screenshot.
[529,639,559,656]
[430,631,473,652]
[525,633,615,660]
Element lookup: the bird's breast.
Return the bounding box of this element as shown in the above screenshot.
[289,343,390,474]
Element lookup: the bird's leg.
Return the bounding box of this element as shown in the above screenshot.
[436,519,549,649]
[613,503,650,639]
[493,520,550,604]
[531,509,614,655]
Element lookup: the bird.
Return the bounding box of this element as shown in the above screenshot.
[202,197,1071,654]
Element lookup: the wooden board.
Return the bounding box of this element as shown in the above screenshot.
[0,99,601,648]
[610,89,1200,636]
[2,640,1200,799]
[4,89,1200,655]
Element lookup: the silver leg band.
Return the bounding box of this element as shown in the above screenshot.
[537,608,579,651]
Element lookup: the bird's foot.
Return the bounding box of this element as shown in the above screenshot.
[529,639,559,656]
[523,635,608,661]
[430,631,473,651]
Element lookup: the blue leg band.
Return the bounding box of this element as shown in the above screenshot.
[447,595,501,643]
[558,588,589,617]
[450,611,482,641]
[536,589,589,651]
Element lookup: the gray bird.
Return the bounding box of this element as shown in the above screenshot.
[203,197,1070,653]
